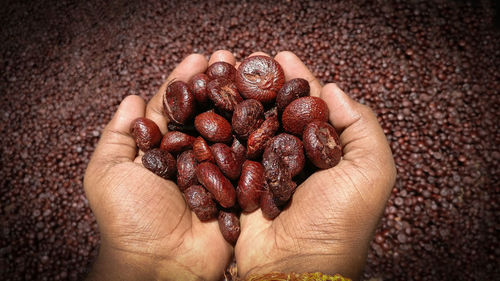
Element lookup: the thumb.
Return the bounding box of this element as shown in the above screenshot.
[88,95,145,173]
[320,83,396,205]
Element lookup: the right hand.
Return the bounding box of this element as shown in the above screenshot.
[231,51,396,280]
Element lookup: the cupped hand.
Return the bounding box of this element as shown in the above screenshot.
[233,51,397,280]
[84,53,234,281]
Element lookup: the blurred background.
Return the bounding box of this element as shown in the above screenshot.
[0,0,498,280]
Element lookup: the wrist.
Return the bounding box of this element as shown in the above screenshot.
[87,243,202,281]
[239,242,367,281]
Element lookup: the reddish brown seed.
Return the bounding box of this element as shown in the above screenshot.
[260,188,281,219]
[142,148,176,180]
[176,150,199,191]
[184,185,218,221]
[196,162,236,208]
[160,131,196,154]
[193,136,215,163]
[263,133,305,178]
[237,160,265,212]
[207,78,243,112]
[130,117,162,152]
[246,115,279,159]
[303,121,342,169]
[163,81,196,125]
[276,78,310,112]
[262,133,303,204]
[218,211,240,245]
[211,143,241,180]
[206,61,237,81]
[231,138,246,167]
[232,99,264,139]
[188,73,210,104]
[236,55,285,103]
[282,96,329,135]
[194,111,232,143]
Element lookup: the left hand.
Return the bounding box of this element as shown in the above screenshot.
[84,52,235,281]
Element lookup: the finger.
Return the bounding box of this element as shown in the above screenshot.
[248,51,270,57]
[90,95,145,167]
[274,51,322,97]
[320,83,396,185]
[145,54,208,134]
[208,49,236,66]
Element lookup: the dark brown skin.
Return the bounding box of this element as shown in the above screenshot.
[276,78,310,112]
[303,121,342,169]
[163,81,196,125]
[184,185,218,221]
[259,188,281,220]
[218,211,240,245]
[193,136,215,163]
[210,143,241,180]
[246,115,279,159]
[188,73,210,104]
[232,99,264,139]
[236,56,285,103]
[142,148,176,180]
[130,117,162,152]
[194,111,233,143]
[176,150,199,191]
[207,78,243,112]
[282,96,329,136]
[160,131,196,154]
[237,160,265,212]
[206,61,237,81]
[196,162,236,208]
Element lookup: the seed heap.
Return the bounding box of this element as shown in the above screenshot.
[0,0,498,280]
[135,56,341,244]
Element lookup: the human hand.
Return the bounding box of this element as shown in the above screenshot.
[84,53,234,281]
[231,51,397,280]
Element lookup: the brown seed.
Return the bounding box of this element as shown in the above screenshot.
[142,148,176,180]
[188,73,210,104]
[218,211,240,245]
[211,143,241,180]
[176,150,198,191]
[303,121,342,169]
[260,188,281,219]
[246,115,279,159]
[263,133,305,178]
[193,136,215,163]
[276,78,310,112]
[232,99,264,139]
[196,162,236,208]
[194,111,232,143]
[207,78,243,112]
[282,96,329,135]
[237,160,265,212]
[236,55,285,103]
[163,81,196,125]
[206,61,237,81]
[184,185,218,221]
[130,117,162,152]
[160,131,196,155]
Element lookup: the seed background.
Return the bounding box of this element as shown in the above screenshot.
[0,0,499,280]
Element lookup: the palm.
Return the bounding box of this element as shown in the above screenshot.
[93,161,232,279]
[236,97,396,278]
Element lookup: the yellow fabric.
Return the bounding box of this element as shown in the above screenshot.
[244,272,352,281]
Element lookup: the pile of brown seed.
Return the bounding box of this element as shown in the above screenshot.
[0,0,498,280]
